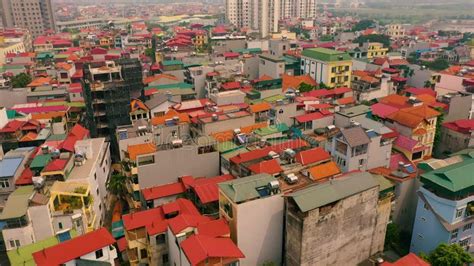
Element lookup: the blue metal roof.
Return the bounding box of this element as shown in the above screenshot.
[0,157,24,178]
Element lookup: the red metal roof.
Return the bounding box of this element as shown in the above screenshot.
[181,235,245,266]
[142,182,186,201]
[295,147,330,166]
[15,168,33,185]
[381,253,429,266]
[294,111,327,123]
[248,159,282,175]
[221,81,241,91]
[443,119,474,134]
[43,159,68,172]
[196,219,230,238]
[230,139,308,164]
[191,174,234,204]
[117,237,127,252]
[168,214,211,234]
[32,227,115,266]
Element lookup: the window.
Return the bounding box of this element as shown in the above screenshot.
[456,208,464,218]
[459,237,470,249]
[0,179,10,188]
[9,240,20,248]
[95,249,103,259]
[464,223,472,231]
[451,229,459,240]
[140,248,148,259]
[156,234,166,244]
[331,77,336,83]
[58,222,63,230]
[423,203,429,210]
[162,254,169,264]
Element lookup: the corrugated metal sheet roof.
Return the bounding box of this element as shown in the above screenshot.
[289,172,378,212]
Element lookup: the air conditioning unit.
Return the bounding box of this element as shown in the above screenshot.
[285,173,298,184]
[268,180,279,190]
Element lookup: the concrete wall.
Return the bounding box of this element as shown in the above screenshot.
[202,115,255,135]
[65,245,117,265]
[435,74,466,95]
[391,178,420,232]
[138,146,219,188]
[28,204,54,241]
[438,128,474,156]
[243,56,259,80]
[237,195,284,266]
[259,57,285,79]
[286,187,381,266]
[444,94,473,123]
[118,134,153,161]
[273,103,304,127]
[367,136,391,169]
[2,223,35,250]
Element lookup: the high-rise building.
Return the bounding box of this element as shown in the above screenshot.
[225,0,252,29]
[83,58,143,159]
[0,0,55,38]
[225,0,315,38]
[281,0,316,19]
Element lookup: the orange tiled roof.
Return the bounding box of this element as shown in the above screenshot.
[309,161,341,181]
[27,77,53,87]
[128,143,157,161]
[131,99,150,113]
[282,74,317,92]
[151,109,190,126]
[415,94,436,104]
[144,74,178,85]
[211,122,267,142]
[31,111,66,120]
[379,94,409,108]
[249,102,271,113]
[20,132,38,142]
[56,62,73,71]
[388,105,440,128]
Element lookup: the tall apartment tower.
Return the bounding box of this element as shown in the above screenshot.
[225,0,316,38]
[0,0,55,37]
[281,0,316,19]
[225,0,252,28]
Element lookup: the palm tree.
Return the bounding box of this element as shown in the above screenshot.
[107,172,128,200]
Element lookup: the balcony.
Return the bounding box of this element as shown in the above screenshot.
[466,202,474,217]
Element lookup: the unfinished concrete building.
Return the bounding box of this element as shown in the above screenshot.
[285,172,393,266]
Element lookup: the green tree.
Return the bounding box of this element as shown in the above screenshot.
[319,35,334,42]
[354,34,391,49]
[352,19,375,32]
[433,107,445,157]
[318,82,329,89]
[144,48,155,60]
[424,58,450,71]
[106,172,129,200]
[420,243,472,266]
[11,73,32,88]
[298,82,315,93]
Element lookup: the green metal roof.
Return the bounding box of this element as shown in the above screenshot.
[254,123,289,136]
[0,186,35,220]
[259,54,285,63]
[6,110,25,119]
[47,134,67,141]
[302,48,351,62]
[146,82,193,90]
[161,60,183,66]
[219,173,276,203]
[7,230,77,266]
[217,141,239,153]
[289,172,378,212]
[221,147,249,160]
[232,48,262,54]
[36,53,53,59]
[30,154,53,169]
[421,157,474,193]
[373,174,395,193]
